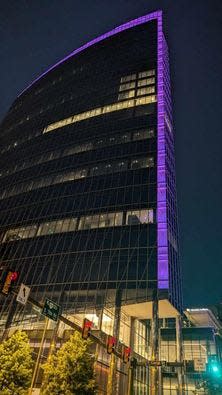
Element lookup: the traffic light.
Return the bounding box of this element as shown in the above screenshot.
[107,335,116,354]
[1,270,19,295]
[208,359,222,378]
[82,318,93,339]
[122,346,131,363]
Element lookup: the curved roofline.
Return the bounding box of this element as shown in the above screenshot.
[18,10,162,97]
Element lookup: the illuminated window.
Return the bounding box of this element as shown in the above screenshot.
[118,90,135,101]
[43,95,157,134]
[138,70,155,78]
[2,209,154,243]
[120,74,136,83]
[119,82,136,91]
[79,214,100,230]
[137,86,155,96]
[79,212,123,230]
[126,209,154,225]
[135,96,156,106]
[137,77,155,87]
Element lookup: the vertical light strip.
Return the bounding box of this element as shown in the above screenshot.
[157,13,169,289]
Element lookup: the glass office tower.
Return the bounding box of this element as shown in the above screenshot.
[0,11,182,330]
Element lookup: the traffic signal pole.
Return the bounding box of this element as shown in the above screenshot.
[29,317,49,395]
[107,289,122,395]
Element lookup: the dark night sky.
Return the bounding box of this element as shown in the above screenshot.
[0,0,222,308]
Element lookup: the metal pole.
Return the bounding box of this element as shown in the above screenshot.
[29,317,49,395]
[107,289,122,395]
[127,317,135,395]
[150,289,159,395]
[47,319,59,363]
[176,315,184,395]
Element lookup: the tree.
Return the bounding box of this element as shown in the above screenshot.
[41,330,97,395]
[0,330,34,395]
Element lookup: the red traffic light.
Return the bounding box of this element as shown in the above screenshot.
[11,271,19,281]
[82,318,93,340]
[107,335,116,354]
[1,270,19,295]
[122,346,131,363]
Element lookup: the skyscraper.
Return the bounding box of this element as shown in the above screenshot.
[0,10,181,343]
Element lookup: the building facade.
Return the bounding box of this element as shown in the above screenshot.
[0,10,181,320]
[0,11,185,394]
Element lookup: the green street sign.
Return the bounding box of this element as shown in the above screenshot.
[42,298,61,321]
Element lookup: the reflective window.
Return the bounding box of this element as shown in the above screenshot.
[0,153,155,200]
[133,129,154,140]
[126,209,154,225]
[131,157,154,169]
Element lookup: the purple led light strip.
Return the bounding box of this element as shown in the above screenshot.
[18,11,169,290]
[157,13,169,289]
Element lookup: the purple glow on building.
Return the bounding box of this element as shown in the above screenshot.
[157,13,169,289]
[18,11,170,290]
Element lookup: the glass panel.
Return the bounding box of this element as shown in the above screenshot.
[131,157,154,169]
[118,90,135,100]
[126,209,153,225]
[61,219,71,232]
[82,215,100,230]
[54,174,64,184]
[133,129,154,140]
[115,161,128,171]
[105,163,113,174]
[137,77,155,87]
[138,70,155,78]
[114,212,123,226]
[120,74,136,83]
[99,213,109,228]
[69,218,77,231]
[119,82,136,91]
[4,229,19,242]
[137,86,155,96]
[55,220,63,233]
[37,223,48,236]
[121,133,131,142]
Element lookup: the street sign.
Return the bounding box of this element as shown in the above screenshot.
[42,298,61,321]
[194,358,206,372]
[16,283,30,305]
